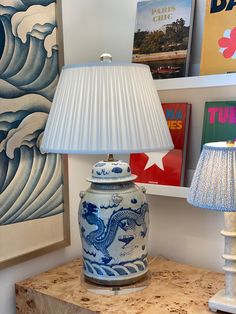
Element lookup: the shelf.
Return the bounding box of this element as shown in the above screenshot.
[154,73,236,91]
[137,183,189,198]
[147,73,236,198]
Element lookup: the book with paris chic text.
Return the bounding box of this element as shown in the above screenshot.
[200,0,236,75]
[201,101,236,146]
[130,102,191,186]
[132,0,195,79]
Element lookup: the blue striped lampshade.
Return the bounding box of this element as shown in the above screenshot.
[187,142,236,212]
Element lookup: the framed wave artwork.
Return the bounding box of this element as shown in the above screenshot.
[0,0,70,269]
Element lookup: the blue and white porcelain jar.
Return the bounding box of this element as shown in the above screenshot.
[79,160,149,285]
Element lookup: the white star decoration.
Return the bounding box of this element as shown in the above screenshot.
[144,151,170,171]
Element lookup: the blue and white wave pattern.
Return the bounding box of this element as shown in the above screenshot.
[84,255,148,278]
[0,0,64,225]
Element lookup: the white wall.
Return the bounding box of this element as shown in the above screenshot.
[63,0,224,270]
[0,0,226,313]
[189,0,205,75]
[62,0,225,275]
[62,0,225,271]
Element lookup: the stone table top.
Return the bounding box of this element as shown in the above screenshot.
[15,256,227,314]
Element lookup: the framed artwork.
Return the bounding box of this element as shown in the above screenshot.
[0,0,70,269]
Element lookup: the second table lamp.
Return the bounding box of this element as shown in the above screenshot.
[188,141,236,313]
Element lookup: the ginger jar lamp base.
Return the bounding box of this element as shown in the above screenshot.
[79,158,149,286]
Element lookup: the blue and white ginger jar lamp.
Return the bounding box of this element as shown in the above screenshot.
[40,54,173,286]
[79,159,149,285]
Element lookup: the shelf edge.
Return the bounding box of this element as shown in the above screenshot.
[136,183,189,198]
[154,73,236,91]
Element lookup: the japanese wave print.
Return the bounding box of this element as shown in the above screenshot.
[0,0,64,225]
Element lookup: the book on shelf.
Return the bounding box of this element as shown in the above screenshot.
[201,101,236,146]
[132,0,195,80]
[200,1,236,75]
[130,102,191,187]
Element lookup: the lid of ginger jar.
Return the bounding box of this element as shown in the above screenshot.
[87,160,137,183]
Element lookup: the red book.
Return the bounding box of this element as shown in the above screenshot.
[130,103,191,186]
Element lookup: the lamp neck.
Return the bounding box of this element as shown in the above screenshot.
[107,154,115,162]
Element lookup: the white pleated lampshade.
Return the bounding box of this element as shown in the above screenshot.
[187,142,236,212]
[41,61,173,154]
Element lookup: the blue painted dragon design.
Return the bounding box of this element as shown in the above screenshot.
[80,201,149,264]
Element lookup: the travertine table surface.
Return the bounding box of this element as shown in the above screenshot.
[15,256,227,314]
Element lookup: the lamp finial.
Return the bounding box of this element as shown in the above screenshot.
[100,53,112,63]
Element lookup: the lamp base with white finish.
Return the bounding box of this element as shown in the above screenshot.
[79,159,149,286]
[209,213,236,314]
[209,290,236,313]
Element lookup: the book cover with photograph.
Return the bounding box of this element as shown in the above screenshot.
[201,101,236,146]
[200,1,236,75]
[130,102,191,186]
[132,0,195,79]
